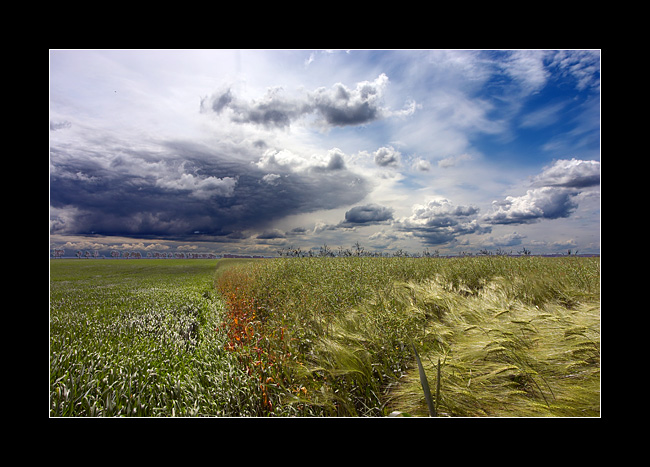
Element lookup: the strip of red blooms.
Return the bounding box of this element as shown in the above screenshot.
[215,268,289,413]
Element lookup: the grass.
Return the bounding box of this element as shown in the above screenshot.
[215,255,600,416]
[384,276,600,416]
[50,255,600,417]
[50,259,264,416]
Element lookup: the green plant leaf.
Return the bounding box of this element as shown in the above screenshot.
[412,343,436,417]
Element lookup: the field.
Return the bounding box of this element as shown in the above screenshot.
[49,256,600,417]
[49,259,260,416]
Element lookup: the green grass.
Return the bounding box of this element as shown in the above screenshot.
[50,256,600,417]
[50,259,262,416]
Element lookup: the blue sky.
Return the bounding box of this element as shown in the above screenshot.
[49,50,600,256]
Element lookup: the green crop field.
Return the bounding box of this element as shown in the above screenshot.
[49,259,263,416]
[49,256,600,417]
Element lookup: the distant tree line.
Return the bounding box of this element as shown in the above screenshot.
[478,247,533,256]
[275,243,586,258]
[52,245,593,260]
[111,251,218,259]
[277,242,445,258]
[51,249,218,259]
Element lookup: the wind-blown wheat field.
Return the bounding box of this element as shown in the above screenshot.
[49,256,600,417]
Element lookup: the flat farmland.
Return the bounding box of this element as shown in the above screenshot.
[50,256,600,417]
[50,259,261,416]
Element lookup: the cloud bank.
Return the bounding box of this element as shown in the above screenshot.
[50,139,370,240]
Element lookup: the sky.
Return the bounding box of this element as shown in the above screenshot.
[49,49,600,257]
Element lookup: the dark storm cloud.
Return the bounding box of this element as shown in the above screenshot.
[201,74,394,129]
[49,140,370,241]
